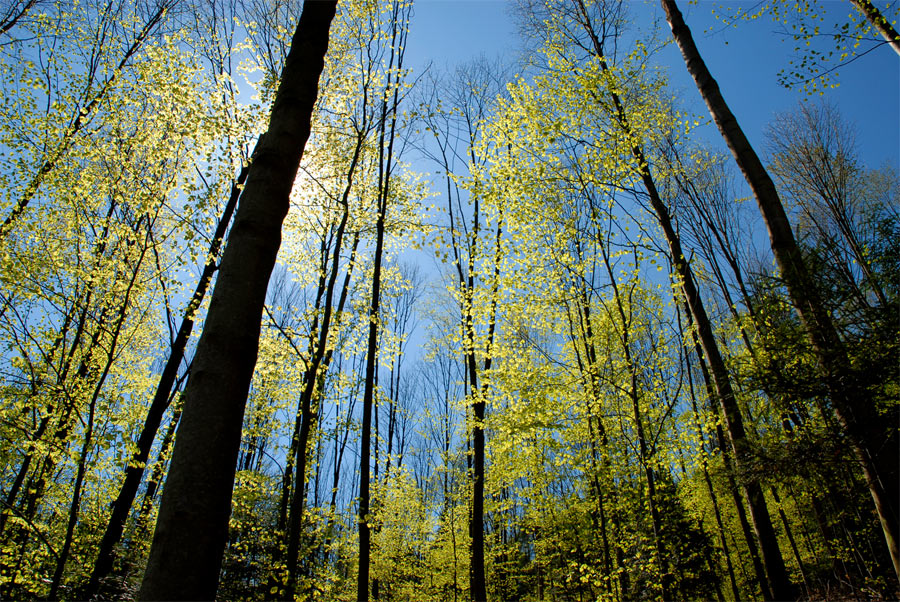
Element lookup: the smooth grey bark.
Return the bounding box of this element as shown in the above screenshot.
[849,0,900,56]
[661,0,900,581]
[136,2,337,599]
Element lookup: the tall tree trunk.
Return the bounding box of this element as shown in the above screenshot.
[465,214,501,602]
[50,276,140,598]
[424,62,504,602]
[14,272,119,538]
[324,353,357,552]
[357,166,386,602]
[283,145,363,600]
[136,3,337,599]
[684,297,777,600]
[573,0,792,593]
[469,388,487,602]
[660,0,899,580]
[359,6,406,594]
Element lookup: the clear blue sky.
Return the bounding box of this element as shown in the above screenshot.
[406,0,900,171]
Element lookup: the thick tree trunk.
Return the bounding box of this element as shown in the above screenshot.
[136,3,337,599]
[466,221,501,602]
[469,390,487,602]
[661,0,900,581]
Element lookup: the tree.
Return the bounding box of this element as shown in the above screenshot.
[418,58,508,602]
[84,142,248,600]
[850,0,900,55]
[0,0,896,598]
[357,2,410,598]
[713,0,899,92]
[0,5,218,593]
[767,101,890,310]
[0,0,177,239]
[137,2,337,598]
[505,0,794,596]
[660,0,899,580]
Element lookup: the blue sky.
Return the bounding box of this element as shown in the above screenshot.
[406,0,899,172]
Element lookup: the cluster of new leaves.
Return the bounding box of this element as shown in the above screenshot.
[0,0,271,596]
[712,0,900,93]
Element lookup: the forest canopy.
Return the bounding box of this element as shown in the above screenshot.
[0,0,897,600]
